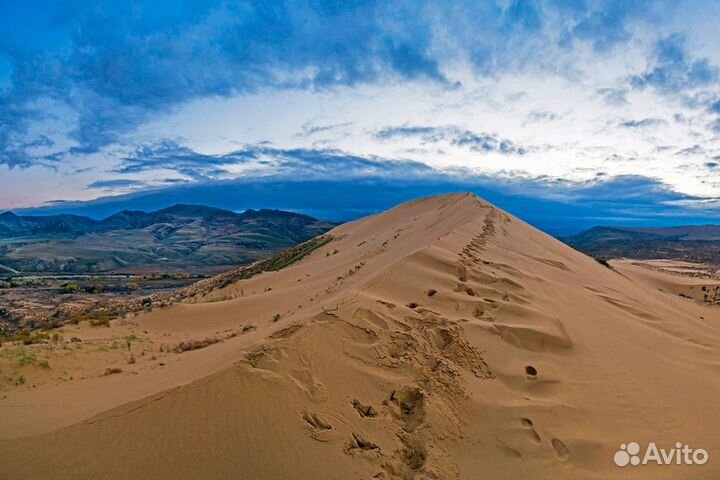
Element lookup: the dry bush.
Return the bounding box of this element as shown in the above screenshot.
[175,338,220,353]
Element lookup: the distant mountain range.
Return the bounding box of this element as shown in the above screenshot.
[562,225,720,264]
[0,205,336,273]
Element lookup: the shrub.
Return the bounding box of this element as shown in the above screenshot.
[17,351,37,367]
[71,312,111,327]
[61,283,81,294]
[207,295,232,303]
[11,330,49,345]
[594,257,612,268]
[89,314,111,327]
[175,338,219,352]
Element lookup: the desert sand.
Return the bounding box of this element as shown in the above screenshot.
[1,192,719,479]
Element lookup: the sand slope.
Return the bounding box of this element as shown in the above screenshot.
[2,193,720,479]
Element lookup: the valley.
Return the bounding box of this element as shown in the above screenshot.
[0,205,335,334]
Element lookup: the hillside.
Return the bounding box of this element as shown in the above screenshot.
[0,205,335,273]
[1,193,719,479]
[563,225,720,264]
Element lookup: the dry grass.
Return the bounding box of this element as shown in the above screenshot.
[175,338,220,353]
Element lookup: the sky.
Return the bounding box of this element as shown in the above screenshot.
[0,0,719,234]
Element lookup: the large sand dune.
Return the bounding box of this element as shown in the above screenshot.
[2,193,719,479]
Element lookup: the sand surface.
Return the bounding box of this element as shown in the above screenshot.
[1,193,719,479]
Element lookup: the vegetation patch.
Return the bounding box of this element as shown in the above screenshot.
[16,350,38,367]
[141,273,192,281]
[175,338,220,353]
[593,256,612,269]
[5,330,50,345]
[5,374,26,386]
[71,312,111,327]
[214,236,333,289]
[207,295,232,303]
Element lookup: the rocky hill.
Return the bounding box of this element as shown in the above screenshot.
[562,225,720,264]
[0,205,335,273]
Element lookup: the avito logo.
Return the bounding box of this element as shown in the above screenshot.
[614,442,709,467]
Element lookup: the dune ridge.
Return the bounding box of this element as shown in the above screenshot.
[1,192,719,479]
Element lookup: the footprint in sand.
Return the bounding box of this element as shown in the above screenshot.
[303,411,332,442]
[352,399,378,418]
[347,432,379,451]
[551,438,570,461]
[499,445,523,458]
[472,303,493,321]
[455,262,468,282]
[385,387,425,432]
[303,412,332,430]
[520,418,542,444]
[400,441,427,470]
[454,283,476,296]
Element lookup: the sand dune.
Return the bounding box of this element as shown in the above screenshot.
[2,193,719,479]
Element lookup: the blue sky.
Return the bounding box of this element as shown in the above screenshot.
[1,1,719,234]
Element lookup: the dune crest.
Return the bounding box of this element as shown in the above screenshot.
[2,192,720,479]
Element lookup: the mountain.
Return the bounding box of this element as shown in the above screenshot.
[2,193,719,479]
[0,211,98,237]
[96,210,156,230]
[563,225,720,264]
[0,205,336,273]
[0,212,30,236]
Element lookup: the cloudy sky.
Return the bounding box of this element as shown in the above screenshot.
[1,1,719,233]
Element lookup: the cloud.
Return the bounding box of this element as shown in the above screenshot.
[0,1,455,167]
[109,142,711,216]
[454,131,527,155]
[560,0,652,51]
[675,145,705,156]
[2,0,720,217]
[708,99,720,114]
[374,126,446,142]
[596,87,628,106]
[630,34,717,93]
[0,1,683,168]
[115,140,439,181]
[375,125,529,155]
[116,141,238,179]
[627,41,720,136]
[298,121,353,137]
[87,179,145,189]
[526,110,559,122]
[619,118,667,128]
